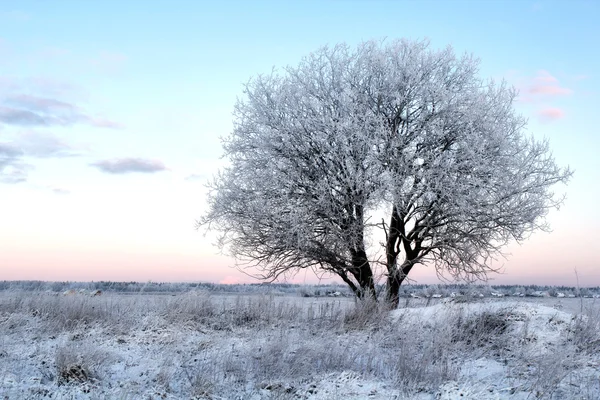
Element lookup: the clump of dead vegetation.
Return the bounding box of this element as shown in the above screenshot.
[55,344,111,387]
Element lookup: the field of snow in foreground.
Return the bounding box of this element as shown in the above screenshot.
[1,292,599,399]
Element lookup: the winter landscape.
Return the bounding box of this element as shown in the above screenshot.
[2,2,599,400]
[1,282,600,399]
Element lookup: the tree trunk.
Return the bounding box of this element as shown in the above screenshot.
[386,272,401,308]
[385,206,402,306]
[350,248,376,299]
[387,260,417,307]
[384,205,421,307]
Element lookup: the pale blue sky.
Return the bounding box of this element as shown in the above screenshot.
[0,0,598,285]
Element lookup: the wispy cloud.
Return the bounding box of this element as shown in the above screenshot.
[529,86,572,96]
[26,77,81,98]
[532,70,557,83]
[0,131,79,183]
[0,163,32,184]
[538,107,565,121]
[90,158,167,174]
[185,173,208,182]
[7,94,75,113]
[14,130,78,158]
[0,107,48,126]
[0,93,121,128]
[0,143,31,184]
[509,70,573,123]
[49,186,70,195]
[0,76,85,105]
[519,70,573,102]
[0,142,23,168]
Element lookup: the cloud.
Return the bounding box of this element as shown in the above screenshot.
[510,70,573,122]
[1,94,82,127]
[0,142,23,167]
[0,131,79,183]
[0,163,31,184]
[538,107,565,121]
[0,144,31,183]
[0,76,82,101]
[27,77,81,98]
[0,94,121,129]
[14,131,78,158]
[90,158,167,174]
[49,186,70,195]
[185,173,208,182]
[533,70,557,83]
[0,106,50,126]
[521,70,573,100]
[0,75,121,183]
[7,94,75,113]
[529,85,572,96]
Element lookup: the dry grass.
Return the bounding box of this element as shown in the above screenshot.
[569,303,600,354]
[1,291,599,399]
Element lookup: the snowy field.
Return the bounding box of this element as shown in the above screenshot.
[1,291,599,399]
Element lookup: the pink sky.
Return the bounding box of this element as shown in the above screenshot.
[1,1,598,287]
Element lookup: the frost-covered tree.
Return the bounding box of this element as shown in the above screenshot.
[199,39,571,305]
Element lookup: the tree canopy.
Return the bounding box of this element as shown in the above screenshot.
[200,39,571,305]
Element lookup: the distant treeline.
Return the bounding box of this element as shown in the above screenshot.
[0,280,297,293]
[0,280,599,298]
[0,280,338,294]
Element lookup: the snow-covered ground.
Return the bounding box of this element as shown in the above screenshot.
[1,292,599,399]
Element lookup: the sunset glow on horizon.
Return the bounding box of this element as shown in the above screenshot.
[1,1,599,287]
